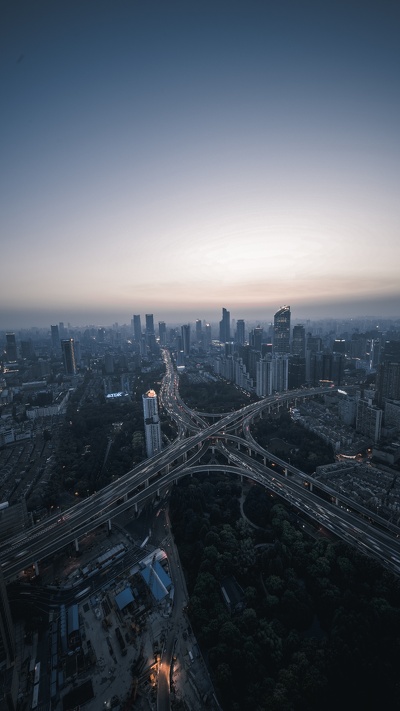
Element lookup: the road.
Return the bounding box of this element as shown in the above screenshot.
[1,351,400,582]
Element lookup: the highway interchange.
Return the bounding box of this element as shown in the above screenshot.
[2,349,400,583]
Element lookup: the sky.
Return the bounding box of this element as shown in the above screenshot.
[1,0,400,329]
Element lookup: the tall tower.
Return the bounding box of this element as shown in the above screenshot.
[219,308,231,344]
[249,326,263,351]
[273,306,291,355]
[142,389,162,458]
[376,341,400,407]
[61,339,77,375]
[5,334,17,362]
[158,321,167,346]
[292,324,305,358]
[133,315,142,343]
[236,319,245,346]
[145,314,155,335]
[181,324,191,356]
[51,325,60,351]
[195,319,202,344]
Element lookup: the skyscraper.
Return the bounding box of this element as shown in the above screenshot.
[273,306,291,355]
[142,389,162,458]
[181,324,191,356]
[219,308,230,344]
[145,314,155,335]
[195,319,202,344]
[51,324,60,351]
[376,341,400,407]
[5,334,17,362]
[61,338,77,375]
[236,319,245,346]
[249,326,263,351]
[292,324,305,358]
[158,321,167,346]
[133,315,142,343]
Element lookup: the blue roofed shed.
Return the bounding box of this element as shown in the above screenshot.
[115,587,134,611]
[140,560,171,601]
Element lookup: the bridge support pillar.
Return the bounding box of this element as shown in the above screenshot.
[263,457,266,466]
[124,493,128,502]
[335,496,339,505]
[34,561,39,577]
[157,489,160,497]
[211,446,215,454]
[134,502,138,512]
[309,482,313,492]
[145,479,149,488]
[284,468,288,477]
[108,518,112,532]
[74,538,79,552]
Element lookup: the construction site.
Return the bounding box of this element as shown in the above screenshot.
[15,509,217,711]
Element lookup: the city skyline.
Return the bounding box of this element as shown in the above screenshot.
[2,1,400,329]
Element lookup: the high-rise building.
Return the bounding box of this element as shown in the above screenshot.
[145,314,155,335]
[249,326,263,351]
[219,308,230,344]
[376,341,400,407]
[181,324,191,356]
[356,399,382,443]
[5,334,17,362]
[142,389,162,458]
[133,315,142,343]
[61,339,77,375]
[51,324,60,351]
[204,323,212,349]
[292,324,305,358]
[256,356,273,397]
[273,306,291,355]
[195,320,202,344]
[158,321,167,346]
[236,319,245,346]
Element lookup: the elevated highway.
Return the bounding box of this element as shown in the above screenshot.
[1,350,400,580]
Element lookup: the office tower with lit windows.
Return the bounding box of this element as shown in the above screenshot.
[219,308,230,344]
[142,389,162,458]
[61,338,77,375]
[273,306,291,355]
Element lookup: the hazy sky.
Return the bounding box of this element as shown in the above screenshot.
[2,0,400,329]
